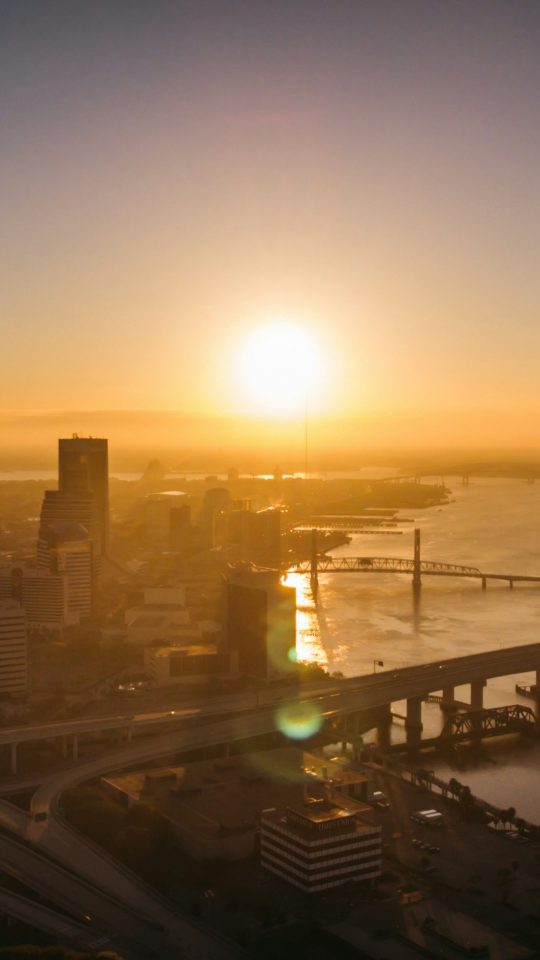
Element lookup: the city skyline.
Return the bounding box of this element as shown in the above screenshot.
[2,0,540,451]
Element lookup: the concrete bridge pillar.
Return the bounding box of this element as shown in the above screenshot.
[533,670,540,728]
[406,696,423,751]
[72,735,79,762]
[412,529,421,592]
[481,577,487,591]
[470,680,485,711]
[61,735,68,759]
[441,686,455,710]
[10,743,17,776]
[376,704,392,750]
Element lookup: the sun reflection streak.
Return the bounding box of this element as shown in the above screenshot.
[282,571,327,668]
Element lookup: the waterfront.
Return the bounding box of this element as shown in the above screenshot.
[288,477,540,821]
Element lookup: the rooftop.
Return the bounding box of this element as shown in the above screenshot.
[288,798,355,825]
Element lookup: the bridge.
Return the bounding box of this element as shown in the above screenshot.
[387,704,538,753]
[288,528,540,592]
[440,704,536,742]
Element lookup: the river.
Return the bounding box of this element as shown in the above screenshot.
[286,477,540,820]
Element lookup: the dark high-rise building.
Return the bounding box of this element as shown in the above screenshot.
[58,436,109,553]
[226,564,296,679]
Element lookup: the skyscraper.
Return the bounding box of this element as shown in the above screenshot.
[58,436,109,553]
[226,564,296,679]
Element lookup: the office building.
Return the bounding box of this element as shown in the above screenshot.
[0,602,28,697]
[226,563,296,679]
[144,644,238,686]
[260,798,382,893]
[37,522,95,619]
[201,487,230,525]
[0,566,73,629]
[58,436,109,553]
[38,489,101,565]
[144,491,191,548]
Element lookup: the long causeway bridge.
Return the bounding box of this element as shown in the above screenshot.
[288,528,540,590]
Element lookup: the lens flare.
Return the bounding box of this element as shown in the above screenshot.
[276,700,323,741]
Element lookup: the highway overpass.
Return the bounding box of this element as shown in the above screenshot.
[2,640,540,771]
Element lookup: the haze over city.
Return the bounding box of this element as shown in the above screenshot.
[2,3,540,960]
[2,0,540,460]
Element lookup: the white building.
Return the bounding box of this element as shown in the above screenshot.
[0,602,28,697]
[260,798,382,893]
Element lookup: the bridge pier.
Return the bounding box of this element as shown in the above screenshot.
[10,742,17,776]
[470,680,485,711]
[534,669,540,729]
[470,681,486,740]
[509,580,514,590]
[310,528,318,599]
[376,704,392,750]
[406,696,423,752]
[441,686,455,710]
[481,577,487,591]
[412,529,421,592]
[72,735,79,762]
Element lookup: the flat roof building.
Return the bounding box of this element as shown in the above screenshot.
[261,798,382,893]
[226,563,296,680]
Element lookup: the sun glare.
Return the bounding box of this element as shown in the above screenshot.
[240,322,322,415]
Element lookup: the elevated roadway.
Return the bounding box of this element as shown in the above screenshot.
[0,887,112,954]
[1,643,540,955]
[0,830,164,958]
[2,642,540,757]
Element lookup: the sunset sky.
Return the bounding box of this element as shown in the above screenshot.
[2,0,540,448]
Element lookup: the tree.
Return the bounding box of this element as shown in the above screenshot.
[448,777,461,798]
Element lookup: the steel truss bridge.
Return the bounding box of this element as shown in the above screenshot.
[290,556,483,578]
[287,528,540,587]
[440,704,537,742]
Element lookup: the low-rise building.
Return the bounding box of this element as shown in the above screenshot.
[260,798,382,893]
[144,643,238,686]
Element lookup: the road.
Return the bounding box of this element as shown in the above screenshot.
[2,642,540,957]
[3,640,540,751]
[0,831,164,958]
[0,886,112,953]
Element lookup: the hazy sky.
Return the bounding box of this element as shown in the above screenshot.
[2,1,540,441]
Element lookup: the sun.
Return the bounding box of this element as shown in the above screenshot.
[240,322,322,415]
